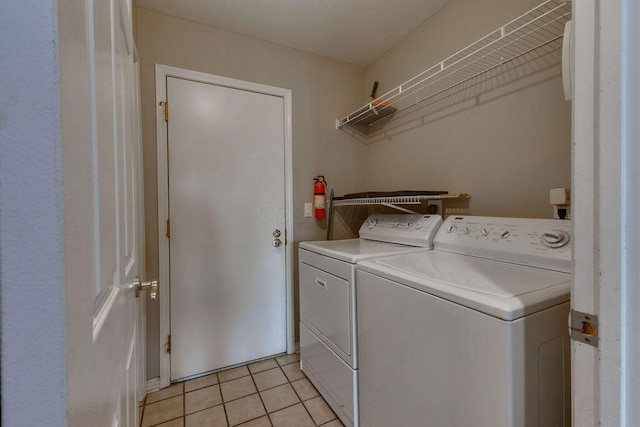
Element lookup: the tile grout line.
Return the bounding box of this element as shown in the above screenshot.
[182,383,185,426]
[182,382,229,424]
[143,355,312,427]
[287,361,322,426]
[246,366,273,426]
[139,395,147,427]
[147,386,184,427]
[218,382,231,427]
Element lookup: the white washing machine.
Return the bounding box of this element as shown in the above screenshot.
[299,213,444,427]
[356,216,572,427]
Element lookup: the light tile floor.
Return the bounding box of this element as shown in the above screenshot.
[139,353,344,427]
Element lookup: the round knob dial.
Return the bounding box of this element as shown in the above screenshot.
[542,230,570,248]
[462,226,471,235]
[447,225,457,233]
[480,228,489,237]
[367,219,378,229]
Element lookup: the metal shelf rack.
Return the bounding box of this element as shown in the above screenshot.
[336,0,571,129]
[332,193,469,214]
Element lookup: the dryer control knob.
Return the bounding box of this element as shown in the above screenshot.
[447,225,457,233]
[542,230,570,248]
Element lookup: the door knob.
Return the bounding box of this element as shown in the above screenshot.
[131,276,158,300]
[272,238,282,248]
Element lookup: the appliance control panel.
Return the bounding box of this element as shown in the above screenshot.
[435,216,571,272]
[359,214,443,248]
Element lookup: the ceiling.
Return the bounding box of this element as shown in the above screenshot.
[136,0,451,66]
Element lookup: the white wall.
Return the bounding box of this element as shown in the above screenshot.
[362,0,571,218]
[0,0,66,425]
[136,7,366,379]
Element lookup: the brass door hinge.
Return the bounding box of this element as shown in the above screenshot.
[165,335,171,353]
[159,101,168,122]
[166,219,170,238]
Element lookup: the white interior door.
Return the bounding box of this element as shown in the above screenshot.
[167,76,288,380]
[64,0,145,425]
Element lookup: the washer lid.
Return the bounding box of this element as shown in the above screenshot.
[299,238,430,263]
[357,250,570,320]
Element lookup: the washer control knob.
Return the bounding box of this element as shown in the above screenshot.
[447,225,457,233]
[501,230,510,239]
[480,228,489,237]
[367,219,378,229]
[414,222,423,230]
[462,226,471,235]
[542,230,570,248]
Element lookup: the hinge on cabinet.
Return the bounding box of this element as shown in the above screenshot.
[166,219,170,238]
[159,101,168,122]
[569,309,598,348]
[165,335,171,353]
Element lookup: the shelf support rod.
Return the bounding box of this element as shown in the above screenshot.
[381,203,419,214]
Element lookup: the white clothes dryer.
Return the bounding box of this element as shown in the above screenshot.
[356,216,572,427]
[299,214,443,427]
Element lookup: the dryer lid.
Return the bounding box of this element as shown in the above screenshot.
[358,250,570,320]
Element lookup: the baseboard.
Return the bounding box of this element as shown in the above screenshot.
[146,377,160,393]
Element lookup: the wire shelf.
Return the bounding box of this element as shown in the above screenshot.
[336,0,571,129]
[332,193,469,208]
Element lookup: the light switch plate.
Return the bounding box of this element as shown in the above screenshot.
[304,203,313,217]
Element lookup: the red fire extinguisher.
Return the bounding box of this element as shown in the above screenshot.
[314,175,326,219]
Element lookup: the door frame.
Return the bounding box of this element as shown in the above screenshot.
[572,0,640,425]
[155,64,294,388]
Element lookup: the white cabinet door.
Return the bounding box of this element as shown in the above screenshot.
[166,76,287,380]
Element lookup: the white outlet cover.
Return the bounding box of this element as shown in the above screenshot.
[304,203,313,217]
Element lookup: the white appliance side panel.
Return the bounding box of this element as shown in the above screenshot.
[526,303,572,426]
[301,323,356,427]
[356,271,570,427]
[300,262,352,359]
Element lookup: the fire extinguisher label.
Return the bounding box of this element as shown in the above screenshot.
[314,195,325,209]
